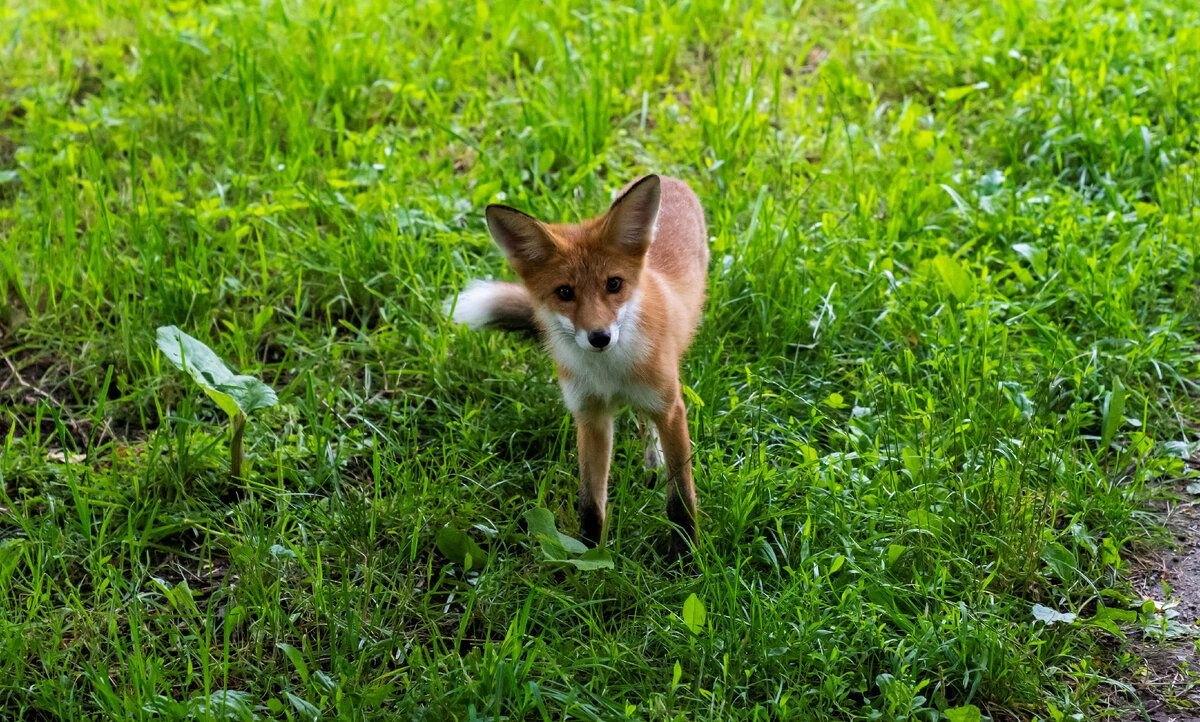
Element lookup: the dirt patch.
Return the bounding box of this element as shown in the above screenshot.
[1127,487,1200,721]
[0,349,101,447]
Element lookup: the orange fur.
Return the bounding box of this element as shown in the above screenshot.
[453,175,709,555]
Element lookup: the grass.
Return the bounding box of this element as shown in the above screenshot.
[2,0,1200,718]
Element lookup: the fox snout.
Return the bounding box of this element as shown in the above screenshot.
[586,329,611,349]
[559,314,620,352]
[580,325,617,351]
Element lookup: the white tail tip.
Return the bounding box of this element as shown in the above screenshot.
[445,280,504,329]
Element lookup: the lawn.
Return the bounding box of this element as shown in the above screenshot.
[3,0,1200,719]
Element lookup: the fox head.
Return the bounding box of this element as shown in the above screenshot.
[485,175,661,353]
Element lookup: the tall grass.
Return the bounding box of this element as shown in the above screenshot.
[2,0,1199,718]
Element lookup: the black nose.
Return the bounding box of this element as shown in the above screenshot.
[587,330,611,348]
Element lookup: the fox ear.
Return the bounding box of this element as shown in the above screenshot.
[486,205,556,269]
[606,175,661,254]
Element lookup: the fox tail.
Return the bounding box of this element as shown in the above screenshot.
[445,280,537,336]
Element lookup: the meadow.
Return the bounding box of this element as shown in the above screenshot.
[3,0,1200,719]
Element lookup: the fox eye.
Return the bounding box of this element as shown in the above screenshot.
[555,285,575,302]
[605,277,623,293]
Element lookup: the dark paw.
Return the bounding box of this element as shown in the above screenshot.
[666,531,694,563]
[666,494,696,533]
[577,500,603,548]
[664,497,697,562]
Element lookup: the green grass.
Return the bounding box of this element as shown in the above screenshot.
[3,0,1200,719]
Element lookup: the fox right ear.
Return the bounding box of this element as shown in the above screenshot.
[606,174,661,255]
[486,205,556,269]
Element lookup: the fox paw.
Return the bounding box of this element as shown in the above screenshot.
[664,532,694,564]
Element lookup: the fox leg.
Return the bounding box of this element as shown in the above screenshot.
[639,413,663,472]
[653,391,698,555]
[575,411,614,547]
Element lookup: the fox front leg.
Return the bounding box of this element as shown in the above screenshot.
[574,411,614,547]
[654,391,698,558]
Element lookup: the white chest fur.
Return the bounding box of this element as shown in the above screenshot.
[535,295,664,414]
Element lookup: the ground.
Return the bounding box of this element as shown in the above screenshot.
[2,0,1200,720]
[1132,486,1200,721]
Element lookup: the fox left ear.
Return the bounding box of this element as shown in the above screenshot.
[486,204,557,272]
[605,175,661,255]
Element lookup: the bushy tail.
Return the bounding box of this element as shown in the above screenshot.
[445,280,537,336]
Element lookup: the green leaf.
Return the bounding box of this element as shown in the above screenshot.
[682,593,706,635]
[522,508,613,570]
[1100,536,1121,565]
[906,508,943,533]
[153,578,199,616]
[941,81,988,101]
[188,690,254,719]
[1032,603,1077,625]
[313,670,337,694]
[1101,376,1126,448]
[156,325,278,417]
[284,691,320,722]
[276,642,309,684]
[999,381,1034,421]
[1093,603,1139,625]
[524,507,588,555]
[931,254,975,302]
[1088,616,1125,638]
[558,547,614,571]
[224,605,247,628]
[435,526,486,572]
[1011,242,1047,275]
[1040,540,1076,582]
[471,179,501,208]
[943,704,982,722]
[886,544,908,565]
[901,447,923,478]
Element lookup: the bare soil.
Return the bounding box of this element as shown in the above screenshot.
[1126,486,1200,722]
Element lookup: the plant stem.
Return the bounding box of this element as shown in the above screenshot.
[231,413,246,481]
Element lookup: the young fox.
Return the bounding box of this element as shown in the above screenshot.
[449,175,709,555]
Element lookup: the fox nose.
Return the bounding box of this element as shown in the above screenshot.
[587,330,611,349]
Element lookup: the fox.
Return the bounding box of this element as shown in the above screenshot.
[447,175,709,557]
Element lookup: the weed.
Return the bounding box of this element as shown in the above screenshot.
[156,325,278,481]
